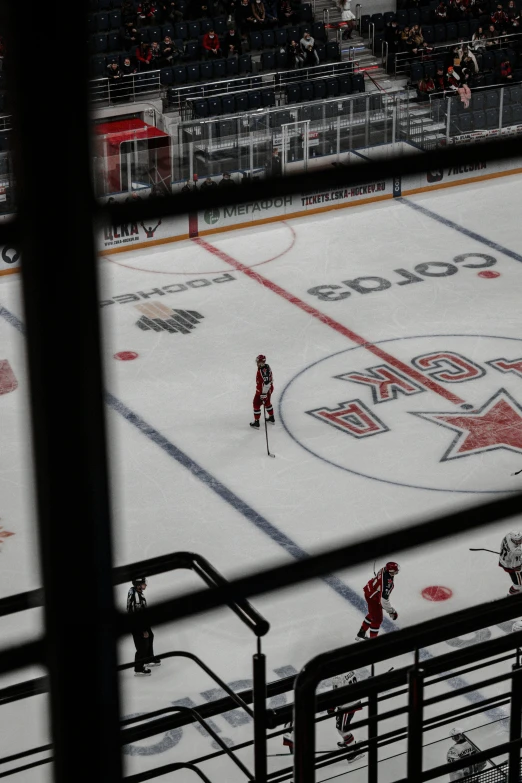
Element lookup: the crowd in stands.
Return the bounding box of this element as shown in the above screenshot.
[380,0,522,99]
[90,0,331,83]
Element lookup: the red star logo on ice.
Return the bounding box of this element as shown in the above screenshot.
[412,389,522,461]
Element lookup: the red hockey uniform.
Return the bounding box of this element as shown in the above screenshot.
[251,355,274,424]
[356,563,399,640]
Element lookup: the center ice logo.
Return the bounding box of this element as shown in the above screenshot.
[135,303,204,334]
[279,334,522,494]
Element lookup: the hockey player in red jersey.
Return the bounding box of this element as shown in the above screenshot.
[328,671,364,763]
[250,354,275,429]
[356,562,399,641]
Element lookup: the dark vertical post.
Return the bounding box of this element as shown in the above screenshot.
[508,663,522,783]
[406,660,424,782]
[367,690,378,783]
[253,639,267,783]
[294,669,318,783]
[7,1,122,782]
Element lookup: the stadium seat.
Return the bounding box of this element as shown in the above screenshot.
[286,26,300,42]
[139,28,151,43]
[175,23,188,40]
[471,91,485,112]
[300,81,314,101]
[160,67,174,85]
[300,3,314,21]
[486,90,499,108]
[99,0,111,9]
[315,41,326,62]
[262,30,275,48]
[360,14,370,33]
[276,49,287,69]
[250,31,263,50]
[221,95,235,114]
[275,28,287,46]
[287,83,301,103]
[91,55,107,77]
[207,96,222,115]
[312,22,326,41]
[261,50,276,70]
[92,34,108,53]
[313,79,327,100]
[396,10,408,25]
[408,8,420,24]
[173,65,187,83]
[481,51,495,71]
[107,32,121,50]
[239,54,252,73]
[509,85,522,103]
[188,21,201,38]
[186,63,200,82]
[351,73,365,92]
[311,103,323,120]
[262,89,276,107]
[97,12,110,31]
[213,17,227,35]
[384,12,396,24]
[456,113,472,132]
[486,107,499,127]
[87,14,97,33]
[420,7,433,24]
[162,23,175,38]
[370,13,384,31]
[193,99,209,117]
[434,23,446,42]
[149,26,162,41]
[212,59,227,78]
[423,60,436,78]
[502,104,512,126]
[200,19,212,33]
[457,21,469,38]
[248,90,262,109]
[472,109,486,129]
[226,57,239,76]
[299,23,312,38]
[200,62,213,81]
[511,103,522,123]
[325,77,339,97]
[109,10,121,28]
[338,75,352,95]
[185,41,199,60]
[410,62,424,82]
[299,104,312,121]
[445,22,457,39]
[235,93,248,112]
[422,25,435,42]
[469,18,479,35]
[326,41,340,61]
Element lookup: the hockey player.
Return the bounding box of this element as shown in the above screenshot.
[356,562,399,641]
[329,671,364,763]
[446,727,486,781]
[499,531,522,595]
[127,577,161,675]
[250,354,275,429]
[282,722,294,754]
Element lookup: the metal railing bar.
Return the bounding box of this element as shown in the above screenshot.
[424,670,512,707]
[0,589,43,618]
[0,675,48,706]
[0,744,52,766]
[124,762,214,783]
[0,757,53,779]
[120,705,254,781]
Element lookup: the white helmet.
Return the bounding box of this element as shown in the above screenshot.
[450,727,465,740]
[332,671,357,688]
[510,531,522,544]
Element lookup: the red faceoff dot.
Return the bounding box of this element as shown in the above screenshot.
[422,585,453,602]
[478,270,501,279]
[114,351,139,361]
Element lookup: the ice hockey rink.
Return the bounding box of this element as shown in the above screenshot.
[1,174,522,781]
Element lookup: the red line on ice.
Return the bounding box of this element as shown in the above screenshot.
[194,236,465,406]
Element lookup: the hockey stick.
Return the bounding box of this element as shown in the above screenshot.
[464,733,507,780]
[264,407,275,458]
[469,548,500,555]
[512,469,522,475]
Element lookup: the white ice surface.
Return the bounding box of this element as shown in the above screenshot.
[1,175,522,781]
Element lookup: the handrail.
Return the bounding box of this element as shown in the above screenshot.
[124,762,214,782]
[120,705,254,781]
[118,650,254,718]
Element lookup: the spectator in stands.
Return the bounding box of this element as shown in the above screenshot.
[200,176,218,189]
[400,26,412,51]
[409,24,424,54]
[120,55,138,98]
[434,1,448,22]
[384,19,401,53]
[485,23,500,46]
[337,0,356,39]
[434,65,446,92]
[107,61,124,102]
[161,36,177,64]
[202,29,222,58]
[420,40,435,61]
[122,0,137,25]
[224,27,243,55]
[219,172,236,187]
[251,0,268,27]
[300,31,319,64]
[237,0,257,29]
[137,1,158,26]
[123,22,139,51]
[491,3,508,29]
[160,0,183,21]
[149,40,163,68]
[458,74,471,106]
[506,0,520,27]
[417,75,436,99]
[501,57,514,80]
[446,65,461,92]
[459,44,478,72]
[472,25,487,51]
[279,0,298,25]
[264,0,279,26]
[268,148,282,176]
[136,41,153,70]
[288,38,304,66]
[181,180,193,192]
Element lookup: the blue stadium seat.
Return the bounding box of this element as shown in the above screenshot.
[421,6,433,23]
[188,21,201,38]
[423,61,436,78]
[408,8,420,24]
[351,73,364,92]
[207,96,222,115]
[92,34,108,53]
[457,21,469,38]
[396,10,408,25]
[261,50,276,70]
[512,103,522,123]
[455,113,472,132]
[226,57,239,75]
[313,79,326,99]
[300,81,314,101]
[221,95,235,114]
[338,75,352,95]
[99,0,111,8]
[91,55,108,77]
[87,14,97,33]
[107,32,121,50]
[370,13,384,31]
[299,23,312,38]
[213,58,227,78]
[250,31,263,50]
[300,3,313,21]
[384,12,396,24]
[200,18,212,33]
[262,89,275,106]
[186,63,200,82]
[445,22,457,39]
[410,62,424,82]
[235,93,248,111]
[193,99,209,117]
[213,17,227,35]
[162,23,175,38]
[315,41,326,62]
[326,41,340,61]
[276,49,287,68]
[286,26,300,42]
[200,62,213,81]
[486,90,499,109]
[175,23,188,39]
[422,25,435,43]
[287,83,301,102]
[239,54,252,73]
[300,104,312,121]
[502,104,512,126]
[472,109,486,129]
[173,65,187,83]
[160,66,174,85]
[149,26,162,42]
[248,90,262,109]
[486,107,499,127]
[312,22,326,40]
[185,41,199,60]
[434,23,446,41]
[311,103,323,120]
[109,10,121,28]
[509,85,522,103]
[469,18,479,35]
[325,77,339,97]
[275,28,287,46]
[139,28,151,43]
[97,12,110,30]
[263,30,275,48]
[360,14,370,33]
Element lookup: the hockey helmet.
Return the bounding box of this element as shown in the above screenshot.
[510,531,522,544]
[132,576,147,587]
[385,561,400,575]
[256,355,266,364]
